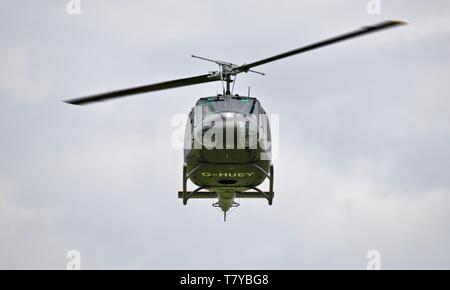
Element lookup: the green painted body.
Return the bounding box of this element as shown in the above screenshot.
[183,95,272,212]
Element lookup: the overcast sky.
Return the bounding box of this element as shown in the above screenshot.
[1,0,450,269]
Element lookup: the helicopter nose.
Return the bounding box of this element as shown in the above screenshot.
[192,112,258,163]
[216,112,258,150]
[223,112,258,150]
[223,112,242,149]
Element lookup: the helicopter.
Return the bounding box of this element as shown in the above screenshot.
[65,20,405,221]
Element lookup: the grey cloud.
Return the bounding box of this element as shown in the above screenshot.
[1,0,450,269]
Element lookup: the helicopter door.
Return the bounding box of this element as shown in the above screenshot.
[183,108,194,161]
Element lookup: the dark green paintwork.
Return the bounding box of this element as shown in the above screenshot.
[183,95,272,212]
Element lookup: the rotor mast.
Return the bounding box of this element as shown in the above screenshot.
[191,54,265,95]
[225,74,232,95]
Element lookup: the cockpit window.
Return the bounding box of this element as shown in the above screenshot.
[196,96,260,116]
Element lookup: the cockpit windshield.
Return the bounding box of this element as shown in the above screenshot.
[196,96,260,116]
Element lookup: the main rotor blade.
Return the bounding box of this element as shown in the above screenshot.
[235,20,406,73]
[64,73,221,105]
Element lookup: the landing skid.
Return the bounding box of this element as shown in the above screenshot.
[178,163,274,205]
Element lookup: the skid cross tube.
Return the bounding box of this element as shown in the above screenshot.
[180,163,274,205]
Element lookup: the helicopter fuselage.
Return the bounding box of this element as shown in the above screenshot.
[180,95,273,214]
